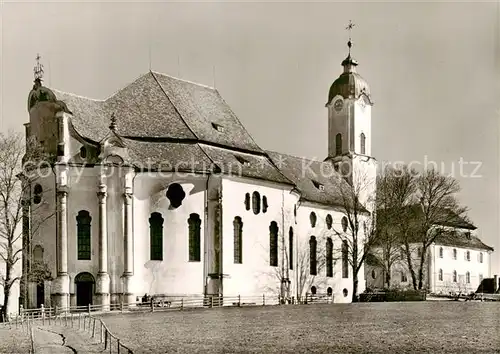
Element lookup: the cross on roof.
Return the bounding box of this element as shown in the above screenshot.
[33,53,44,81]
[345,20,355,41]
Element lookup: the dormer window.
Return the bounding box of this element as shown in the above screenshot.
[211,122,225,132]
[235,155,250,167]
[465,232,471,240]
[80,146,87,159]
[312,180,324,191]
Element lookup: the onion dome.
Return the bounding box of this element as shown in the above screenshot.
[327,39,372,106]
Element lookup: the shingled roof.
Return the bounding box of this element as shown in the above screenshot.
[266,151,360,209]
[54,72,263,152]
[433,230,494,252]
[49,71,367,207]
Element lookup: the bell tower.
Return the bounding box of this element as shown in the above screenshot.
[325,22,377,212]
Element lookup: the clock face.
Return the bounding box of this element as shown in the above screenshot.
[334,99,343,112]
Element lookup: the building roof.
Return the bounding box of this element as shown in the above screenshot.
[45,71,367,210]
[378,204,476,230]
[54,72,263,153]
[376,205,491,251]
[266,151,361,209]
[327,54,372,106]
[433,230,494,252]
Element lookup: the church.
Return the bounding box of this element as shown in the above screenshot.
[21,39,377,310]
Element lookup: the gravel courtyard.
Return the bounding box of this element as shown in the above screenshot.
[99,302,500,353]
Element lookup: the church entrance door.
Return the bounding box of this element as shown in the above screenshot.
[75,272,95,308]
[36,283,44,308]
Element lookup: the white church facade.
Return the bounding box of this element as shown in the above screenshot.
[21,44,377,310]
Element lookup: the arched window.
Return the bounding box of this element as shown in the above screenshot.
[360,133,366,155]
[33,184,43,205]
[325,214,333,230]
[309,212,317,228]
[252,191,261,215]
[289,227,294,270]
[438,269,443,281]
[326,237,333,277]
[453,270,457,282]
[244,193,250,210]
[453,249,457,260]
[80,146,87,159]
[417,247,422,257]
[479,252,483,263]
[262,196,268,213]
[466,251,470,261]
[33,245,44,262]
[310,286,317,295]
[371,270,376,279]
[309,236,317,276]
[343,288,348,297]
[76,210,92,260]
[341,216,348,233]
[401,271,407,282]
[327,287,333,296]
[188,213,201,262]
[466,271,470,284]
[439,247,443,258]
[342,240,349,278]
[233,217,243,264]
[149,212,164,261]
[335,133,342,156]
[269,221,278,267]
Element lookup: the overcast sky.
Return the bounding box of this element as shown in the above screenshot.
[1,1,499,274]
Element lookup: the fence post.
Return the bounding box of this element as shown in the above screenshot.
[104,330,108,350]
[54,305,58,318]
[262,294,265,306]
[150,299,154,312]
[88,303,91,315]
[118,338,121,354]
[100,321,103,343]
[121,300,124,313]
[210,296,213,309]
[238,295,241,307]
[92,318,96,338]
[181,298,184,310]
[79,313,81,329]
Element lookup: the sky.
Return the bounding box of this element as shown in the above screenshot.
[1,1,499,274]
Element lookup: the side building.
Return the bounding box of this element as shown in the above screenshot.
[366,210,494,294]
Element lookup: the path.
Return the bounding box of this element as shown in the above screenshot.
[33,325,104,353]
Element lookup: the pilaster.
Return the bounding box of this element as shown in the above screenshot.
[96,177,110,310]
[122,167,135,305]
[53,186,69,310]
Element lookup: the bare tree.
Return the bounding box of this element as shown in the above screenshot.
[0,132,53,320]
[373,165,418,288]
[332,163,378,302]
[407,168,469,291]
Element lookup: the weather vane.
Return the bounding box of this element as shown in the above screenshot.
[33,53,44,81]
[345,20,355,55]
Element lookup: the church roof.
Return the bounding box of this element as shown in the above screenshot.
[54,71,263,153]
[48,70,365,209]
[266,151,357,208]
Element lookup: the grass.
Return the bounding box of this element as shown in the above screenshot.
[99,302,500,353]
[0,327,31,354]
